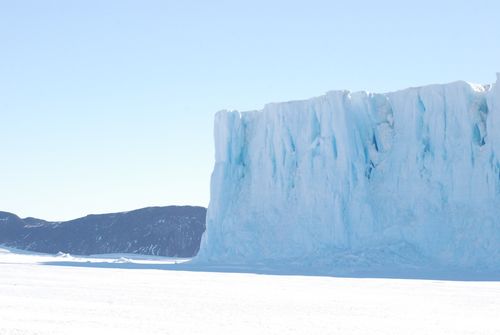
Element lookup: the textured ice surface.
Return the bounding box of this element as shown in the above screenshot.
[197,74,500,270]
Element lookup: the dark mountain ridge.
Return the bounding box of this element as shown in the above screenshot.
[0,206,206,257]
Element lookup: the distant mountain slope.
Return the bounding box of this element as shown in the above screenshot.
[0,206,206,257]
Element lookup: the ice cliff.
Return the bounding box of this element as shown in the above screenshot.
[197,74,500,270]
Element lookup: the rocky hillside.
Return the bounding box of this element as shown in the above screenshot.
[0,206,206,257]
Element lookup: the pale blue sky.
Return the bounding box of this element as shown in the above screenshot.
[1,0,500,220]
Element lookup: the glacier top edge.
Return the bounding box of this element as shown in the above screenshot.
[215,76,498,118]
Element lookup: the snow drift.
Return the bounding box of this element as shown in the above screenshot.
[197,74,500,270]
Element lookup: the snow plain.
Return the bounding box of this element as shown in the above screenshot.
[1,246,500,335]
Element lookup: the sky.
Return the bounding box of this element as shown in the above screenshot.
[1,0,500,221]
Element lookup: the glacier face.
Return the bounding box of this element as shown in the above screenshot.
[197,74,500,270]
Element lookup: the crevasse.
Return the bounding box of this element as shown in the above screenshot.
[197,74,500,269]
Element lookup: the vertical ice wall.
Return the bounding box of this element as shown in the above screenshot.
[198,75,500,269]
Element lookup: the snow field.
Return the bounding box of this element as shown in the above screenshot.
[1,249,499,335]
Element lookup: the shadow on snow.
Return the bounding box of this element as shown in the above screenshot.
[40,259,500,282]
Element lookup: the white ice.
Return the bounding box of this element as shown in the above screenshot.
[1,247,500,335]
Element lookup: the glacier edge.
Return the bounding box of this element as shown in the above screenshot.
[197,75,500,271]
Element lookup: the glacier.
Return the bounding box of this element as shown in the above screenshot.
[196,74,500,272]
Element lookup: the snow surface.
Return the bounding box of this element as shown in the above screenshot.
[198,74,500,270]
[1,246,500,335]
